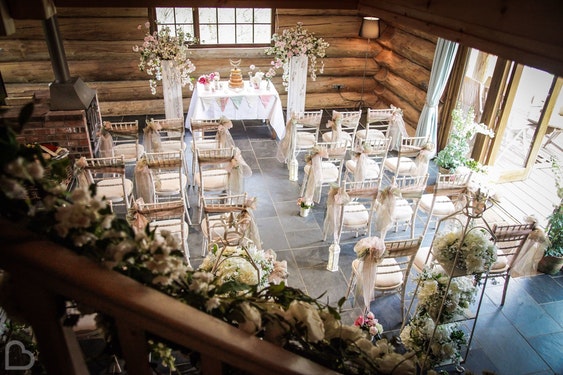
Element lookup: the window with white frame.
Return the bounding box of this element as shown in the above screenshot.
[155,7,273,46]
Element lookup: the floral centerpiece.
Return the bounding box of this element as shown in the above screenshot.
[198,243,282,289]
[432,228,497,277]
[264,22,329,89]
[133,22,197,94]
[0,104,417,374]
[297,197,313,209]
[415,268,477,323]
[400,313,466,370]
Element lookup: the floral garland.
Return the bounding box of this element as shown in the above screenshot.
[264,22,329,89]
[0,108,416,374]
[133,22,197,95]
[354,311,383,339]
[432,228,498,276]
[415,268,477,323]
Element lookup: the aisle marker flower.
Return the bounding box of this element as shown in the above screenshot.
[264,22,329,89]
[133,22,197,94]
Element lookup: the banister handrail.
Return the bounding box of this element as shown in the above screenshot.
[0,219,336,374]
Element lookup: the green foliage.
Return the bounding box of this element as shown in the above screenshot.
[545,157,563,257]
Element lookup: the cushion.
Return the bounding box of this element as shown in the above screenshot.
[342,203,369,226]
[413,246,432,273]
[195,170,229,190]
[304,162,340,183]
[155,172,188,195]
[391,199,414,221]
[96,178,133,202]
[374,258,403,289]
[113,143,144,162]
[355,129,385,140]
[296,133,316,148]
[345,159,381,179]
[384,157,416,175]
[419,194,456,216]
[322,131,352,143]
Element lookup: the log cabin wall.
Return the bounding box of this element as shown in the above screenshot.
[0,7,436,131]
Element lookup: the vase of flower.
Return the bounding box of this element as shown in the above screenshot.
[300,207,310,217]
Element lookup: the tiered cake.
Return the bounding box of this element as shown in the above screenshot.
[228,68,244,89]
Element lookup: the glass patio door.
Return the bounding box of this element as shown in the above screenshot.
[488,65,560,182]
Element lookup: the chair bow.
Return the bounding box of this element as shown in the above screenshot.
[226,148,252,194]
[354,236,386,310]
[303,146,329,204]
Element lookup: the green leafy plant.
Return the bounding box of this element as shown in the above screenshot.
[545,156,563,257]
[435,104,494,172]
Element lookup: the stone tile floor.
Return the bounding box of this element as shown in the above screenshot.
[112,112,563,375]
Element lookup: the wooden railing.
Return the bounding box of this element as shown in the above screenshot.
[0,219,336,374]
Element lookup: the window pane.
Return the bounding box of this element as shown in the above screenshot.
[236,8,254,23]
[218,8,235,23]
[218,25,236,44]
[237,25,253,43]
[175,8,193,24]
[156,8,175,23]
[200,24,217,44]
[177,24,195,39]
[254,8,271,22]
[254,24,271,44]
[199,8,217,23]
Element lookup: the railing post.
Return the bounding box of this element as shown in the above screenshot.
[115,319,153,375]
[10,277,89,374]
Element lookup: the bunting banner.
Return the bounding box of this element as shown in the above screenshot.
[231,96,244,110]
[260,95,273,109]
[201,97,215,112]
[246,96,258,109]
[219,97,230,112]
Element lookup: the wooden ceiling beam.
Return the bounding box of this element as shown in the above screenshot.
[52,0,358,9]
[358,0,563,77]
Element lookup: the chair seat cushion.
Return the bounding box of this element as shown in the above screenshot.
[303,162,340,183]
[355,129,385,140]
[96,178,133,202]
[391,199,414,221]
[296,133,316,148]
[114,144,144,162]
[342,203,369,226]
[490,249,509,273]
[413,246,432,273]
[384,157,416,175]
[322,131,352,143]
[374,258,403,289]
[195,170,229,190]
[419,194,456,216]
[345,159,381,179]
[150,219,189,243]
[155,172,188,195]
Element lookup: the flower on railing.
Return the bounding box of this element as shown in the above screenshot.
[264,22,329,89]
[297,197,313,209]
[354,311,384,338]
[433,228,497,276]
[133,22,197,95]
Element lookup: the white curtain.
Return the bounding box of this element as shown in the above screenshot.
[415,38,459,147]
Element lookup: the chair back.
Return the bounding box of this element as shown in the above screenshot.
[397,135,430,158]
[434,172,472,197]
[364,108,394,137]
[392,174,429,200]
[492,222,537,270]
[375,237,423,292]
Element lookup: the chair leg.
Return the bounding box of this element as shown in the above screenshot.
[345,271,357,299]
[500,275,511,306]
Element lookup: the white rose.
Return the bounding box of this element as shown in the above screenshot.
[287,301,325,342]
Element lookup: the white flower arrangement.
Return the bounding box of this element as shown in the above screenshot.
[415,268,477,323]
[133,22,197,95]
[432,228,497,275]
[400,313,466,370]
[198,244,276,289]
[264,22,329,89]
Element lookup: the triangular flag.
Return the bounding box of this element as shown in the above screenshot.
[219,97,230,112]
[260,95,273,108]
[201,97,214,111]
[231,96,244,110]
[246,96,259,109]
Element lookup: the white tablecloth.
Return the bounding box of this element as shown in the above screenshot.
[185,81,286,139]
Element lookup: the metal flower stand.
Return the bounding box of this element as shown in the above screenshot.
[401,194,496,372]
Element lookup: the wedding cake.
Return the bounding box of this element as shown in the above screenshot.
[228,68,244,89]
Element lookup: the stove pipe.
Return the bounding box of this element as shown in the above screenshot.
[43,15,96,110]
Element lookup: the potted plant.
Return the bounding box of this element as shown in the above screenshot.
[435,104,494,174]
[538,157,563,275]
